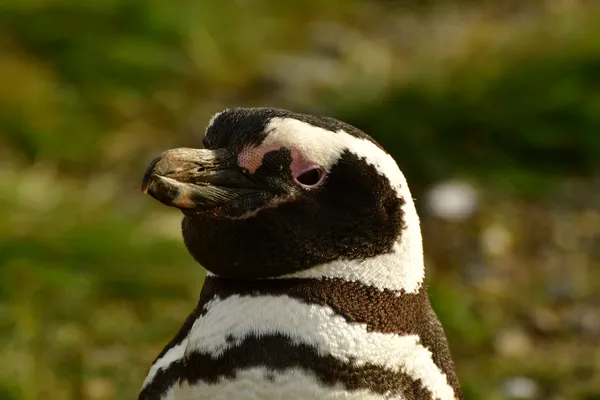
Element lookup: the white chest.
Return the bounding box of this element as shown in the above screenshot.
[141,294,456,400]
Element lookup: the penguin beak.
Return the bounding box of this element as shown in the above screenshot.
[142,147,260,211]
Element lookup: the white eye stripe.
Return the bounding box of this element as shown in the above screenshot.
[264,118,404,196]
[262,118,425,294]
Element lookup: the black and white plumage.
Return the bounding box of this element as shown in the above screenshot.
[139,108,462,400]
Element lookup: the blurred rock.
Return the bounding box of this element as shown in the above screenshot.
[426,180,479,221]
[495,328,533,357]
[501,376,540,399]
[530,307,561,334]
[566,304,600,336]
[481,223,513,257]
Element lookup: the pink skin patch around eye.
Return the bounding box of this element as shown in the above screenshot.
[237,144,283,174]
[238,144,325,187]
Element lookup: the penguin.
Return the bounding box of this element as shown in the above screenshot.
[139,107,462,400]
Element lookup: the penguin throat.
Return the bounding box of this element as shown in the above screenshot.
[280,216,425,294]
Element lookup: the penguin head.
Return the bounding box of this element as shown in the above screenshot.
[143,108,424,290]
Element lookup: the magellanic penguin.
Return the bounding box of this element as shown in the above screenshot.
[139,108,462,400]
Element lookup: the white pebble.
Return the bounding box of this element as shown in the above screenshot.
[426,180,479,221]
[502,376,539,399]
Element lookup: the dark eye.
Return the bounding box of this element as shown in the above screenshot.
[295,167,325,187]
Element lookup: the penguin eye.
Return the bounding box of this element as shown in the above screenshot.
[295,167,325,187]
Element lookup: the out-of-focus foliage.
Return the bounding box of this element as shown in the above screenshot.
[332,5,600,194]
[1,1,599,399]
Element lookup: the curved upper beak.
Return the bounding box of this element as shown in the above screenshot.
[142,147,260,210]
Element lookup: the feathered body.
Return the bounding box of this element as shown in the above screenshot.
[139,108,462,399]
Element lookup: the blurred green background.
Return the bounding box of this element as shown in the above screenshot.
[1,0,599,399]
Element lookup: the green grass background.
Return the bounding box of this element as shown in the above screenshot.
[1,1,599,399]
